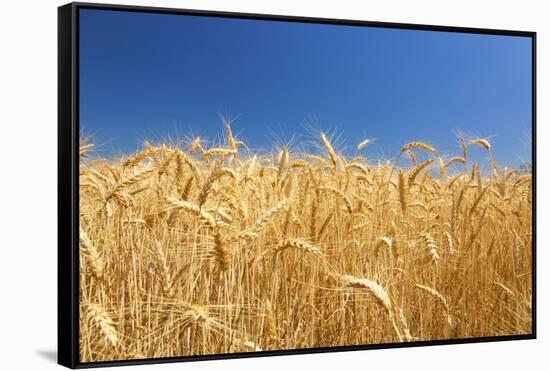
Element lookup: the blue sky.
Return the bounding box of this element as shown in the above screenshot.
[79,8,532,166]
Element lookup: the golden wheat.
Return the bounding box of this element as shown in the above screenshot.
[78,125,532,362]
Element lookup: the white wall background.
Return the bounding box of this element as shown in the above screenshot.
[0,0,545,369]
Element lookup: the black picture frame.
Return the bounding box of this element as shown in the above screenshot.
[58,2,537,368]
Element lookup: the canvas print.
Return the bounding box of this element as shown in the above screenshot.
[78,8,533,363]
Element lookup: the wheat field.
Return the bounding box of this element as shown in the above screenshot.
[78,126,532,362]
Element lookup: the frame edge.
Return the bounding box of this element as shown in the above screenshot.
[58,2,78,369]
[71,1,536,36]
[61,2,537,368]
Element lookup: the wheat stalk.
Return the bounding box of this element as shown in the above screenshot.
[86,303,119,348]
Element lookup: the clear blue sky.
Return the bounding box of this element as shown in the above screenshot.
[79,8,532,166]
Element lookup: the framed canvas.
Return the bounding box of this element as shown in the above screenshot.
[58,2,536,368]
